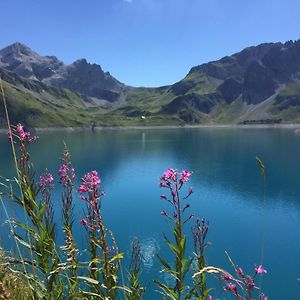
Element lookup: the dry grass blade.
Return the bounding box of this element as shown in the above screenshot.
[192,266,232,278]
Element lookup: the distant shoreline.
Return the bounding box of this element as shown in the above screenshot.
[1,123,300,134]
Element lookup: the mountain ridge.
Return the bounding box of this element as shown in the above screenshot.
[1,39,300,127]
[0,42,126,104]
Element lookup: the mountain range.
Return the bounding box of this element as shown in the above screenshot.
[1,40,300,127]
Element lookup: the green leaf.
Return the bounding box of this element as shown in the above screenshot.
[111,285,132,293]
[182,257,193,279]
[157,255,179,281]
[14,234,32,250]
[157,254,172,271]
[109,252,124,263]
[36,204,46,222]
[76,291,102,298]
[180,235,186,252]
[154,280,177,300]
[13,221,36,236]
[77,276,99,285]
[164,234,180,256]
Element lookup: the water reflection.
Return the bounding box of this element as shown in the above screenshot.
[140,237,160,270]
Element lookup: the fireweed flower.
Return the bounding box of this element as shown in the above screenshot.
[59,164,76,186]
[159,168,193,224]
[10,123,38,144]
[255,265,267,274]
[246,277,255,292]
[223,262,268,299]
[180,170,192,183]
[78,170,104,231]
[37,170,55,227]
[236,267,244,277]
[8,124,38,172]
[78,170,101,195]
[37,172,54,189]
[225,282,237,293]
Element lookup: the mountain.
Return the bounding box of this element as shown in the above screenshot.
[157,40,300,123]
[0,42,126,105]
[1,40,300,127]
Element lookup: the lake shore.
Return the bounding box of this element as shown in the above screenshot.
[1,123,300,134]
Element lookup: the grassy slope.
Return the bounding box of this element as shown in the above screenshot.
[1,81,91,127]
[1,66,300,127]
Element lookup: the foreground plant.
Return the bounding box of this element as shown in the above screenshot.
[155,168,194,299]
[7,124,63,298]
[193,253,268,300]
[222,252,268,300]
[78,170,123,299]
[0,250,33,300]
[191,218,211,299]
[125,238,145,300]
[57,146,79,298]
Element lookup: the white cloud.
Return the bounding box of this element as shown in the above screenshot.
[123,0,133,3]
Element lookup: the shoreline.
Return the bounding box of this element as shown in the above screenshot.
[1,123,300,133]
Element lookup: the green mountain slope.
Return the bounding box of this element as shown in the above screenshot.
[1,40,300,127]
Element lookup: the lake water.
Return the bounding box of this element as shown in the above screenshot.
[0,128,300,299]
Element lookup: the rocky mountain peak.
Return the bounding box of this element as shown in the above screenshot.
[0,42,126,101]
[0,42,35,57]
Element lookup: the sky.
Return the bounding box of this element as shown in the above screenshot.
[1,0,300,87]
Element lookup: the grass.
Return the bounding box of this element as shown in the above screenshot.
[181,71,218,95]
[0,252,33,299]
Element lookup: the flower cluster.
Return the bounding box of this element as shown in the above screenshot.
[59,164,75,186]
[10,123,38,144]
[78,170,105,231]
[160,168,193,224]
[181,170,192,183]
[37,172,54,189]
[78,170,101,194]
[223,264,267,299]
[255,265,267,275]
[160,168,192,188]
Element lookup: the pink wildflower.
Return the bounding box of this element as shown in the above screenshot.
[59,164,68,180]
[59,164,76,186]
[71,167,75,179]
[236,267,244,277]
[246,277,255,292]
[78,170,101,195]
[255,265,267,274]
[161,168,177,182]
[12,123,38,144]
[225,282,237,293]
[16,124,30,140]
[260,293,268,300]
[80,219,88,226]
[223,274,234,281]
[180,170,192,183]
[37,172,54,189]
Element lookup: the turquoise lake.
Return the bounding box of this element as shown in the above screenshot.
[0,128,300,299]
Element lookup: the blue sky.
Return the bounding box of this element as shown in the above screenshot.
[1,0,300,87]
